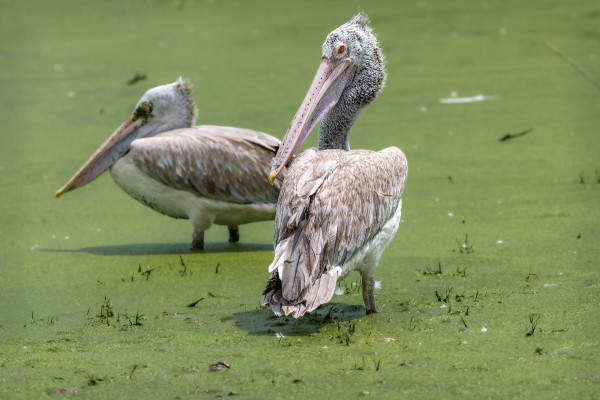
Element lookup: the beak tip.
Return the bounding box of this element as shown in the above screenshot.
[268,171,277,186]
[54,187,67,198]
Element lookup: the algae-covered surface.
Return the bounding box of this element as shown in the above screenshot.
[1,0,599,398]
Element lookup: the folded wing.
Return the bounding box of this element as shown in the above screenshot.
[129,125,284,205]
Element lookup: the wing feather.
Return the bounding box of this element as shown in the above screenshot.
[128,125,285,205]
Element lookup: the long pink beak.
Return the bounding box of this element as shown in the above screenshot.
[55,114,163,198]
[268,57,355,185]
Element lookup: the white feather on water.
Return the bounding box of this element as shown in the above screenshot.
[440,94,499,104]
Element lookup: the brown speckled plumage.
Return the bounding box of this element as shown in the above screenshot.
[131,126,283,206]
[263,148,406,317]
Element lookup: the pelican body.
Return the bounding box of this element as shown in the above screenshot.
[56,79,285,249]
[262,15,408,317]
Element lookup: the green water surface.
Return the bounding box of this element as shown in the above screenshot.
[1,0,599,399]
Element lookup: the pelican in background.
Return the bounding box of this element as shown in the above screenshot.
[56,78,286,249]
[262,14,408,317]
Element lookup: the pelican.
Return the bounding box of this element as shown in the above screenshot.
[55,78,286,249]
[262,14,408,317]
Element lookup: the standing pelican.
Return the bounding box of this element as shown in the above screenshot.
[262,14,407,317]
[55,78,286,249]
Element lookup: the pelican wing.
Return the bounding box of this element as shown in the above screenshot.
[129,125,284,204]
[264,147,407,316]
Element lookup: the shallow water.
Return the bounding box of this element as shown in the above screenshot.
[1,0,599,398]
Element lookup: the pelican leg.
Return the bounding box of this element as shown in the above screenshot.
[228,225,240,243]
[362,276,377,315]
[191,229,204,250]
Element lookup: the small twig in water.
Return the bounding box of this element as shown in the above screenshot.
[499,128,533,142]
[526,313,541,337]
[525,272,539,283]
[187,298,205,308]
[434,287,453,303]
[179,255,191,276]
[126,73,147,86]
[418,262,443,276]
[456,234,474,254]
[542,40,600,90]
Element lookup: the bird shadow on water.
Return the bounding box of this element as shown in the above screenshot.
[40,241,273,256]
[222,302,367,336]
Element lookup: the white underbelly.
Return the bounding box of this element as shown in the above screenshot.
[338,199,403,280]
[109,156,276,230]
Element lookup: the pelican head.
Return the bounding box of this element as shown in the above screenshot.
[269,13,385,184]
[55,78,196,197]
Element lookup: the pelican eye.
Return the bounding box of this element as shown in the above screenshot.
[335,43,347,57]
[133,101,154,123]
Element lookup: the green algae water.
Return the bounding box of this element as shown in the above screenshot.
[1,0,599,398]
